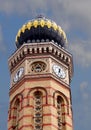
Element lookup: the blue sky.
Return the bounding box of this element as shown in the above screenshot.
[0,0,91,130]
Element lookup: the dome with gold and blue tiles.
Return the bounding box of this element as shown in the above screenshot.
[15,15,67,48]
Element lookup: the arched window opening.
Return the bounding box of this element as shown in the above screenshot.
[55,50,58,55]
[32,48,35,53]
[57,96,64,130]
[52,48,54,53]
[42,48,44,53]
[27,48,30,54]
[13,99,20,130]
[46,47,49,53]
[34,91,43,130]
[37,48,39,53]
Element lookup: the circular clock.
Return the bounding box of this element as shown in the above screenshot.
[53,64,66,79]
[13,67,24,83]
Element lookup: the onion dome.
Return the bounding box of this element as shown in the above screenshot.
[15,15,67,48]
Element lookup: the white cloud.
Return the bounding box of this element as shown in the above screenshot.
[69,40,91,67]
[0,0,91,67]
[74,81,91,129]
[0,0,48,15]
[80,81,89,100]
[0,0,91,32]
[80,81,88,90]
[0,0,91,21]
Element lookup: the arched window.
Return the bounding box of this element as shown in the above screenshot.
[34,91,43,130]
[57,96,64,130]
[13,99,20,130]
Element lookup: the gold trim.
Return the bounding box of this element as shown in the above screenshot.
[21,25,26,33]
[17,29,21,38]
[40,19,45,27]
[33,20,38,28]
[52,22,57,31]
[58,26,63,34]
[62,31,67,41]
[27,22,32,30]
[46,20,51,28]
[15,36,17,42]
[15,19,67,44]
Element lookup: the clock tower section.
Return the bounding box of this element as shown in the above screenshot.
[8,16,73,130]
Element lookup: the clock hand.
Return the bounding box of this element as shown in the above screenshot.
[17,70,20,77]
[59,69,60,73]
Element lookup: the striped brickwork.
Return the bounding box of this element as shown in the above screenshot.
[8,42,73,130]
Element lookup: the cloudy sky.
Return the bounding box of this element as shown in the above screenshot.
[0,0,91,130]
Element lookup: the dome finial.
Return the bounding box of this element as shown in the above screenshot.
[15,16,67,48]
[36,14,45,19]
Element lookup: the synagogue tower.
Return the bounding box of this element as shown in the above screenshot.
[8,15,73,130]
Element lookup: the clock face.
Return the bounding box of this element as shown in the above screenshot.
[13,67,24,83]
[53,64,66,79]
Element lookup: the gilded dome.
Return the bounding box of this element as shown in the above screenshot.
[15,16,67,48]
